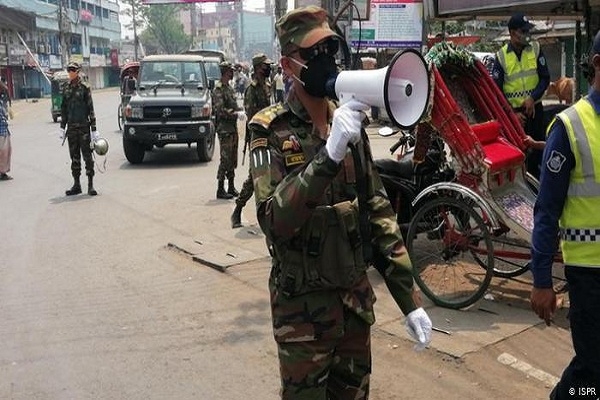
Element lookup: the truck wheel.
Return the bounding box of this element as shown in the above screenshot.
[53,115,58,123]
[197,132,215,162]
[123,136,145,164]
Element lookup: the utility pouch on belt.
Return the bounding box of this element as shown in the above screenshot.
[275,201,368,297]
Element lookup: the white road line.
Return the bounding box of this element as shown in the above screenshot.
[497,352,560,387]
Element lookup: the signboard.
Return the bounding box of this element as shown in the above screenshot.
[142,0,237,4]
[351,0,423,48]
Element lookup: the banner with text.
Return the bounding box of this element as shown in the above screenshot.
[351,0,423,49]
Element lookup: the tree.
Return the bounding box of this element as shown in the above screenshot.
[121,0,146,60]
[141,4,191,54]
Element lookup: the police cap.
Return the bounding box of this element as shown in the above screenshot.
[507,13,535,32]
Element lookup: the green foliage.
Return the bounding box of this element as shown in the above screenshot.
[144,4,191,54]
[126,2,191,54]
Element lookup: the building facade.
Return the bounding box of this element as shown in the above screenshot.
[179,3,276,64]
[0,0,121,99]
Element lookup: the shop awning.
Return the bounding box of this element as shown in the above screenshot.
[0,6,36,31]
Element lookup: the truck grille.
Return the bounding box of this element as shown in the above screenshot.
[143,106,191,120]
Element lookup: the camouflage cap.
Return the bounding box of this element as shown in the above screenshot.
[252,53,273,67]
[219,61,234,71]
[67,61,81,70]
[276,6,339,56]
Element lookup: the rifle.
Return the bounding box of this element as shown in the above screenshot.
[242,124,250,165]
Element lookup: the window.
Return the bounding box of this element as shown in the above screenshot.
[70,0,80,9]
[102,8,108,19]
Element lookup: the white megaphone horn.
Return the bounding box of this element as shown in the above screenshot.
[326,49,430,129]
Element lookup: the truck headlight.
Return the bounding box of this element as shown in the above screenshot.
[191,103,203,118]
[126,105,143,119]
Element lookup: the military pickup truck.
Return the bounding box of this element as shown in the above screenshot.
[122,54,215,164]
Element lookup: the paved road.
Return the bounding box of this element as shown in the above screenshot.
[0,89,572,399]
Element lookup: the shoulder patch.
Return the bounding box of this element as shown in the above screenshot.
[547,150,566,173]
[249,103,287,130]
[250,137,268,151]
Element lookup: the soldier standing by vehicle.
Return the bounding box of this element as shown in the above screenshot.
[59,62,99,196]
[213,61,242,199]
[492,12,550,179]
[529,31,600,399]
[248,7,432,398]
[230,53,273,228]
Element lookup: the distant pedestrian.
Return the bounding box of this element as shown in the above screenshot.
[0,78,12,181]
[59,61,99,196]
[273,66,284,103]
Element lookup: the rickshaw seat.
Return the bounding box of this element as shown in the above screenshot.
[471,120,525,173]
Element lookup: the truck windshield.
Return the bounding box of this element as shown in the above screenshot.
[140,61,204,86]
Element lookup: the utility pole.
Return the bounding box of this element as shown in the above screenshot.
[190,3,197,49]
[131,0,139,61]
[58,0,69,68]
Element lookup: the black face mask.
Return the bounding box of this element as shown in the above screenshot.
[299,53,338,98]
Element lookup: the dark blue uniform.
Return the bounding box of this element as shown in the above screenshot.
[531,89,600,399]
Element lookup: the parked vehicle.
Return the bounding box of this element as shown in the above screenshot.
[122,54,215,164]
[50,70,69,123]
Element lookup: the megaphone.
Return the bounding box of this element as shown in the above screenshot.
[327,49,430,129]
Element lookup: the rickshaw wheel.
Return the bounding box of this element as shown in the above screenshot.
[117,104,123,131]
[406,196,494,309]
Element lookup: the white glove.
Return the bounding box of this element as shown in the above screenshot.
[325,100,368,162]
[91,130,100,141]
[405,307,432,351]
[236,111,247,121]
[58,127,66,141]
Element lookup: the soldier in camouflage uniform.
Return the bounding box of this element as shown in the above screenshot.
[231,53,273,228]
[213,61,242,199]
[248,7,433,399]
[60,61,99,196]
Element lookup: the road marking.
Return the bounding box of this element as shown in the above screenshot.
[497,352,560,387]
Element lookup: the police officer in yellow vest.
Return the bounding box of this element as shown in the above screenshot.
[530,31,600,399]
[493,13,550,179]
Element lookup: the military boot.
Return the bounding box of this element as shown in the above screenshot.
[216,180,233,199]
[227,180,239,197]
[65,176,82,196]
[230,205,243,228]
[88,176,98,196]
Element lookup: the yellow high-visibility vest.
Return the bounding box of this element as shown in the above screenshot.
[556,97,600,266]
[496,42,540,108]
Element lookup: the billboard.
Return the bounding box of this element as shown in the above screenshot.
[351,0,423,49]
[142,0,237,3]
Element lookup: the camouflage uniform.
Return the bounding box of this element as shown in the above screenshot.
[237,67,272,208]
[249,83,418,398]
[212,78,239,187]
[61,72,96,181]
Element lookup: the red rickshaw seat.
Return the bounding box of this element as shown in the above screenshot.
[471,120,525,173]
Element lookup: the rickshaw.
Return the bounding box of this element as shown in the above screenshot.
[118,61,139,131]
[394,43,563,309]
[50,70,69,122]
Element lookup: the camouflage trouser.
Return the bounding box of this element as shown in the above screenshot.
[217,131,238,181]
[235,171,254,207]
[67,125,94,178]
[277,311,371,399]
